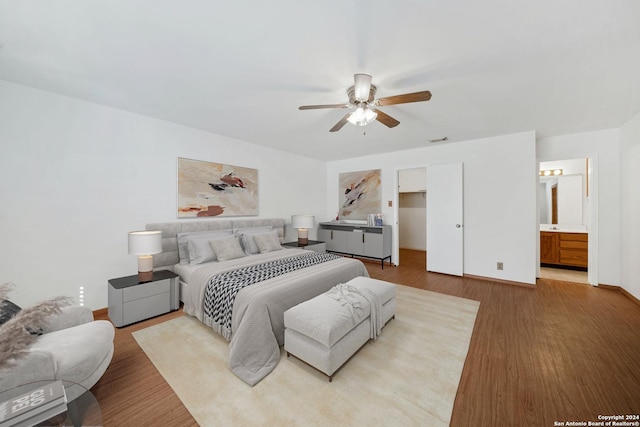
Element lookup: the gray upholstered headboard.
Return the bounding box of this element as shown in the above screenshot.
[146,218,285,268]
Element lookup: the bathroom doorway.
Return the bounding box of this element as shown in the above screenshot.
[538,157,594,285]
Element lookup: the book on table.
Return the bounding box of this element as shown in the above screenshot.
[0,381,68,427]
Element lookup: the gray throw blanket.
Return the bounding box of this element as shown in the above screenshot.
[203,252,341,340]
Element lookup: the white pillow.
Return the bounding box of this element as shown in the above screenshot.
[177,229,233,264]
[253,232,283,253]
[235,227,274,255]
[209,237,246,262]
[187,238,217,265]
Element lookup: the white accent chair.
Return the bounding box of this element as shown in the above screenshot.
[0,305,115,401]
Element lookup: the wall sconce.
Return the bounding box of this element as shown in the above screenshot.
[128,230,162,282]
[291,215,315,246]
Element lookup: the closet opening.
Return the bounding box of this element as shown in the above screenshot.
[397,167,427,265]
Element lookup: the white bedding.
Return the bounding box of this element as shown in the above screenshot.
[180,248,369,385]
[173,262,201,286]
[181,249,311,320]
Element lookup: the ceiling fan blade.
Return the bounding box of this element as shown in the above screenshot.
[375,90,432,106]
[299,104,351,110]
[329,113,352,132]
[353,74,372,102]
[373,109,400,128]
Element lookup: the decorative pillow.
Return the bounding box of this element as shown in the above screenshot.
[253,231,283,253]
[209,237,246,262]
[0,300,21,326]
[239,233,264,255]
[177,229,233,264]
[187,238,218,265]
[235,227,274,255]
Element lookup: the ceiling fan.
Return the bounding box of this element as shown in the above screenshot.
[298,73,431,132]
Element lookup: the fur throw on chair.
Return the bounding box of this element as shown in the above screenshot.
[0,283,73,370]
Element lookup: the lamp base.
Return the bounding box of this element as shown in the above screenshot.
[297,229,309,246]
[138,255,154,283]
[138,270,153,283]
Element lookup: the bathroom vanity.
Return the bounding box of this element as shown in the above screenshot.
[540,230,588,269]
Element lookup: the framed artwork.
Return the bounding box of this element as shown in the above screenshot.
[177,157,258,218]
[338,169,381,219]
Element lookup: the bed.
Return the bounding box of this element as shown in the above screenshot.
[145,218,369,385]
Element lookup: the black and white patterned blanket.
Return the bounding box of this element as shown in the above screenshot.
[203,251,341,340]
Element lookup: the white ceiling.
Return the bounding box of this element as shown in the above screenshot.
[1,1,639,161]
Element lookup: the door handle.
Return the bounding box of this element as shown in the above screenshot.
[456,224,462,228]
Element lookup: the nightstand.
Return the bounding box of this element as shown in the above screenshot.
[282,240,326,253]
[108,270,179,327]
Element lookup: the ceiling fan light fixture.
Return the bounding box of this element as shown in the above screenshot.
[353,74,373,101]
[347,106,377,127]
[298,73,430,132]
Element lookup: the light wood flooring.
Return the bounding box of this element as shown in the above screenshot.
[539,266,589,284]
[93,250,640,426]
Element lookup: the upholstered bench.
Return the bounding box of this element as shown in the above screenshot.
[284,277,396,381]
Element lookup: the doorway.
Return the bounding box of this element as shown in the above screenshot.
[397,167,427,265]
[538,157,595,285]
[396,163,464,276]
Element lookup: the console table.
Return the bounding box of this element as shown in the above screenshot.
[318,222,392,268]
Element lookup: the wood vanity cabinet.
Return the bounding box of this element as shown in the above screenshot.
[540,232,559,264]
[540,231,588,268]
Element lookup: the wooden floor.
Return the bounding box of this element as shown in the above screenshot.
[539,266,589,284]
[93,250,640,426]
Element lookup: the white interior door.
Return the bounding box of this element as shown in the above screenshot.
[426,162,464,276]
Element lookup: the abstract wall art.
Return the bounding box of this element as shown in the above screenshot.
[338,169,382,219]
[177,157,258,218]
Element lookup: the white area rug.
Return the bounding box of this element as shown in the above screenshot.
[133,285,479,426]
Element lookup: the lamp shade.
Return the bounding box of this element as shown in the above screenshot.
[128,231,163,255]
[291,215,315,230]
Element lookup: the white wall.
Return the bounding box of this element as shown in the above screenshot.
[620,111,640,300]
[327,131,538,285]
[537,128,621,286]
[398,192,426,250]
[0,81,327,309]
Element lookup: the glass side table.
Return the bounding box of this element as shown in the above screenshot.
[0,381,101,427]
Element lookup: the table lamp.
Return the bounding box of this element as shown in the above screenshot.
[291,215,315,246]
[128,230,162,282]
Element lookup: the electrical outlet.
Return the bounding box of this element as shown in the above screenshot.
[497,262,504,271]
[388,200,393,207]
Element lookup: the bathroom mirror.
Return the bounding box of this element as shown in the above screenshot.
[539,175,583,225]
[539,159,588,228]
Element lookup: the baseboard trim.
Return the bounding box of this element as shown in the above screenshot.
[463,274,536,288]
[598,284,640,307]
[93,307,108,318]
